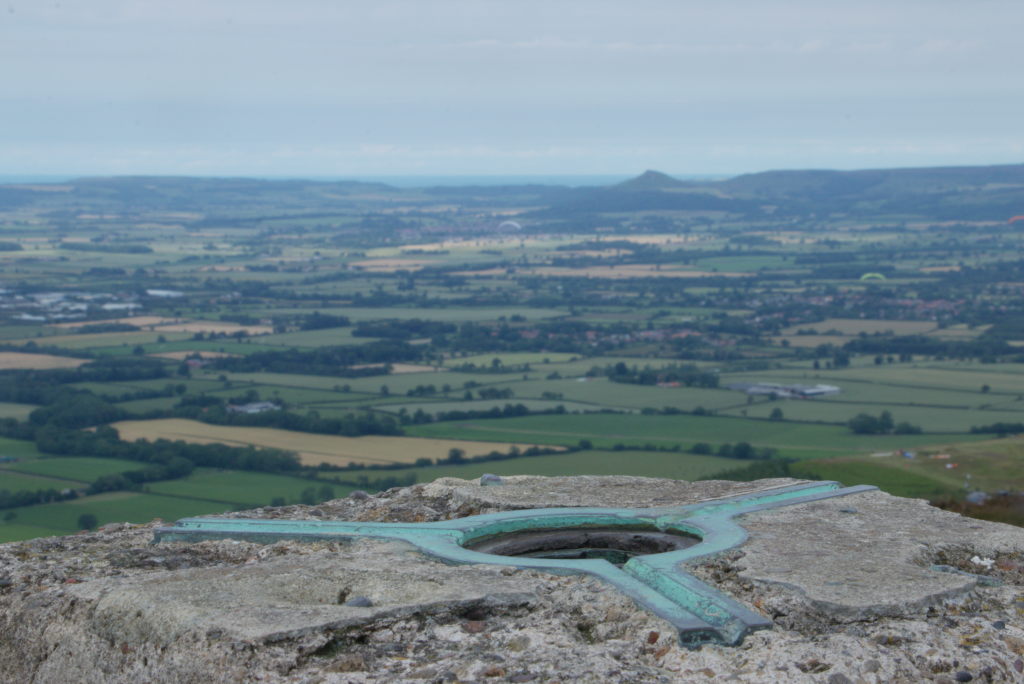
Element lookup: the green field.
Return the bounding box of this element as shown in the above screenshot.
[444,352,580,367]
[790,460,951,499]
[115,396,184,412]
[2,492,233,540]
[0,402,35,420]
[13,330,192,350]
[0,469,75,491]
[205,383,356,405]
[0,436,45,461]
[752,364,1024,396]
[340,307,569,323]
[372,449,740,483]
[255,326,372,347]
[721,399,1024,433]
[117,339,284,355]
[406,413,985,458]
[202,370,384,392]
[694,255,791,272]
[0,522,64,543]
[722,373,994,407]
[7,457,136,482]
[781,318,938,336]
[536,356,693,377]
[147,468,355,506]
[320,370,524,395]
[377,398,602,416]
[308,398,428,416]
[513,377,745,412]
[71,377,223,395]
[787,435,1024,502]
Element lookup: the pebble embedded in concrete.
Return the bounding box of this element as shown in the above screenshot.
[344,596,373,607]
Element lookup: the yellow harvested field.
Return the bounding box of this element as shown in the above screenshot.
[111,419,553,467]
[154,322,273,335]
[781,318,937,336]
[50,316,181,329]
[149,351,241,360]
[390,364,447,374]
[0,352,89,370]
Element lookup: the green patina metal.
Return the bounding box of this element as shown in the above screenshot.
[154,480,875,647]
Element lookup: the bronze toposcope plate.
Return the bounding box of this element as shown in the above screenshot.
[155,480,876,647]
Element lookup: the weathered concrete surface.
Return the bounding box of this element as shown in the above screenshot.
[1,476,1023,683]
[416,475,802,511]
[714,489,1024,625]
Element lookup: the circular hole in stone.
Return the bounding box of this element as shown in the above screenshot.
[464,526,701,566]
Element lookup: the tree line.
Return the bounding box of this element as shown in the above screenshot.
[600,362,720,388]
[211,340,423,375]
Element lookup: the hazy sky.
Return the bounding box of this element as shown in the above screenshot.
[2,0,1023,177]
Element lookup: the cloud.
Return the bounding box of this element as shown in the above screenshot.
[1,0,1023,174]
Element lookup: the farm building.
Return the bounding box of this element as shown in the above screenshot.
[227,401,280,415]
[726,382,840,398]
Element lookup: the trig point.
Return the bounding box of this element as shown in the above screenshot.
[1,476,1022,682]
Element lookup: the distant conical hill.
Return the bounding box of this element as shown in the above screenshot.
[613,170,690,191]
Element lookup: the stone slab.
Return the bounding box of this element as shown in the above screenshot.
[1,476,1022,683]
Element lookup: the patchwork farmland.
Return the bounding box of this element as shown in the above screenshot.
[3,169,1024,540]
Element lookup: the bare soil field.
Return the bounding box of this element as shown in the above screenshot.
[110,418,551,467]
[0,352,89,370]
